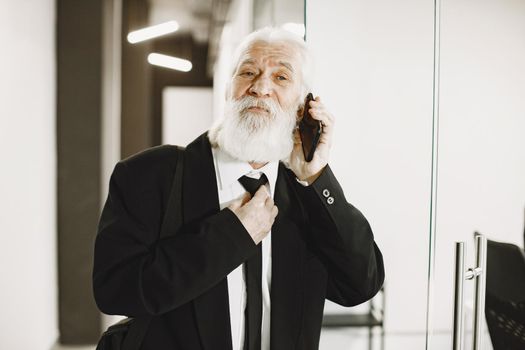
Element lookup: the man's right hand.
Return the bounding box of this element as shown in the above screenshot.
[228,186,278,244]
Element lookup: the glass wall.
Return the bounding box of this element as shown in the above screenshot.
[430,0,525,349]
[305,0,435,348]
[306,0,525,349]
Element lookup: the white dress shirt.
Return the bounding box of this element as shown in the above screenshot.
[211,146,278,350]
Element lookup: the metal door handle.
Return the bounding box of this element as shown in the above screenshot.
[472,234,487,350]
[452,234,487,350]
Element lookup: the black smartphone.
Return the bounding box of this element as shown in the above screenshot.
[298,93,323,162]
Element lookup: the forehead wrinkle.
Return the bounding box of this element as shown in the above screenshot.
[239,58,256,66]
[240,42,298,65]
[238,55,295,72]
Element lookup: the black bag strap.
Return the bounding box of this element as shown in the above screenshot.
[122,145,185,350]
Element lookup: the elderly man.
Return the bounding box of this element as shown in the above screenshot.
[93,27,384,350]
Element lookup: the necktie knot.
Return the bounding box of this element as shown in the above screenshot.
[238,173,268,196]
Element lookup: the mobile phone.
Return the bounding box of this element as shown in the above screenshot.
[298,93,323,162]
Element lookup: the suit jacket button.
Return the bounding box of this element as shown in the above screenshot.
[327,196,334,205]
[322,189,330,198]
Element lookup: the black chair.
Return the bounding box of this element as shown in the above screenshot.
[322,286,385,350]
[485,239,525,350]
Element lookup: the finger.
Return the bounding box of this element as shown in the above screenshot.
[229,193,247,210]
[308,99,333,120]
[308,96,321,107]
[318,121,334,147]
[309,109,331,127]
[240,192,251,205]
[264,196,274,209]
[308,104,329,117]
[309,108,334,128]
[308,110,334,149]
[271,205,278,218]
[252,185,269,202]
[309,98,323,108]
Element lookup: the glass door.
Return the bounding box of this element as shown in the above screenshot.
[305,0,436,348]
[429,0,525,349]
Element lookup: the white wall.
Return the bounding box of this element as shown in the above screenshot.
[306,0,435,344]
[272,0,304,28]
[162,87,214,145]
[431,0,525,346]
[0,0,58,349]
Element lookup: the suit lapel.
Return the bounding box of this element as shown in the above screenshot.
[183,132,233,350]
[182,135,306,350]
[270,164,305,350]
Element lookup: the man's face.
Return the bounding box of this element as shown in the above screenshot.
[212,40,303,163]
[230,41,302,115]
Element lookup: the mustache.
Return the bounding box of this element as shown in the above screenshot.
[233,96,280,116]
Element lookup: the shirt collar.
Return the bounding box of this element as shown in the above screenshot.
[212,146,279,195]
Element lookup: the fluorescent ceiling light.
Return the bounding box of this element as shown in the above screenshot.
[127,20,179,44]
[282,23,306,38]
[147,53,192,72]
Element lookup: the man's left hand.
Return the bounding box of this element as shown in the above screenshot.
[288,96,335,185]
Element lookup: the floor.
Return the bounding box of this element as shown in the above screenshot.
[51,329,493,350]
[50,330,392,350]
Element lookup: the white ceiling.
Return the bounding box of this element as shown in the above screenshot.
[148,0,214,43]
[147,0,305,43]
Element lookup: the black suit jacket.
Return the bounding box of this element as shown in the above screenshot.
[93,132,384,350]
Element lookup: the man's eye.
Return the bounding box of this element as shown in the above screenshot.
[241,71,254,76]
[276,75,287,81]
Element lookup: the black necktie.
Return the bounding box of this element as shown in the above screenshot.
[238,173,268,197]
[238,173,268,350]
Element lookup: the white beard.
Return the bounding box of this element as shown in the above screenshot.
[209,95,298,163]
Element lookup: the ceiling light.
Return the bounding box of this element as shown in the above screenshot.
[127,20,179,44]
[147,53,192,72]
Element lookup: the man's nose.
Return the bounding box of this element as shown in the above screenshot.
[248,75,272,97]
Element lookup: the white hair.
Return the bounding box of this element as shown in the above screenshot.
[230,26,314,96]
